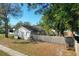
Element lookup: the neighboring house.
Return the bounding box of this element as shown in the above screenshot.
[30,26,46,35]
[14,26,31,40]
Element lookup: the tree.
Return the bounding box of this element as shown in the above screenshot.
[23,22,31,26]
[14,21,23,29]
[27,3,51,34]
[27,3,79,36]
[14,21,31,29]
[0,3,22,38]
[0,20,4,34]
[49,4,79,35]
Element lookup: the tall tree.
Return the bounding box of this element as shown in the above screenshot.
[27,3,79,35]
[0,3,22,38]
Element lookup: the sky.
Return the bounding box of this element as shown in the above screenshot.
[9,4,42,26]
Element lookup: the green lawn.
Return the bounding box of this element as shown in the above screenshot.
[0,34,76,56]
[0,50,9,56]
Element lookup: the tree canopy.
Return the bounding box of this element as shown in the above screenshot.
[28,3,79,35]
[14,21,31,29]
[0,3,23,37]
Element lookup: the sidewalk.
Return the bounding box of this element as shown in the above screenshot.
[0,44,27,56]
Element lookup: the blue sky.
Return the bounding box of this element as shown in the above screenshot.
[9,4,42,26]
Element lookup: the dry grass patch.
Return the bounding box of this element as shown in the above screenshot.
[0,34,76,56]
[63,49,76,56]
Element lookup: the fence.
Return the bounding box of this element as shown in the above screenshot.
[32,35,66,44]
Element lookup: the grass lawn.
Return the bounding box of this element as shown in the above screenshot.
[0,34,76,56]
[0,50,9,56]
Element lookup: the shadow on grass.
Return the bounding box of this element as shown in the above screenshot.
[13,40,39,44]
[12,39,46,44]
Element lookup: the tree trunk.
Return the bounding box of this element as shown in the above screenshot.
[4,18,8,38]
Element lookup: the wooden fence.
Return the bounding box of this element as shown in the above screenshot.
[32,35,66,44]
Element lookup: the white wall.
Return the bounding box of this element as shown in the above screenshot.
[14,27,31,40]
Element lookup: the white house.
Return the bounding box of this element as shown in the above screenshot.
[14,26,31,40]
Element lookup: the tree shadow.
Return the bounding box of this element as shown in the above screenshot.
[12,39,39,44]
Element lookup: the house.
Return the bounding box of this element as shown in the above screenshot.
[14,25,46,40]
[30,26,46,35]
[14,26,31,40]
